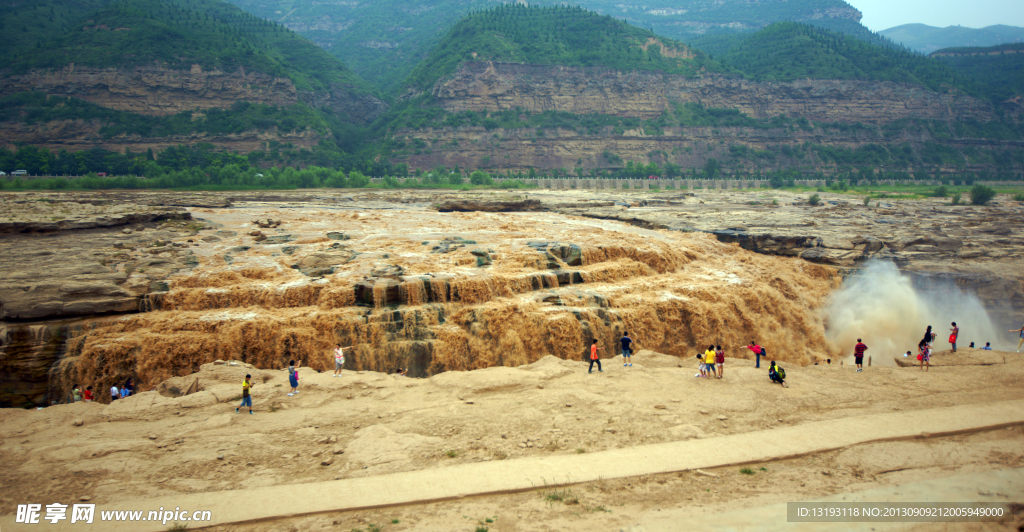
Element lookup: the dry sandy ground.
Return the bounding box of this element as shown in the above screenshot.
[1,347,1022,531]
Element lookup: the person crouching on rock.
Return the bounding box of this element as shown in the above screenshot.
[287,359,301,396]
[588,339,603,373]
[768,361,788,388]
[237,374,254,414]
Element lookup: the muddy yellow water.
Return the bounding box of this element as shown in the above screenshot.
[60,206,843,393]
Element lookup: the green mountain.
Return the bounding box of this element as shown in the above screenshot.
[1,0,371,94]
[403,5,726,92]
[932,43,1024,103]
[880,24,1024,54]
[0,0,389,172]
[220,0,870,94]
[699,22,976,95]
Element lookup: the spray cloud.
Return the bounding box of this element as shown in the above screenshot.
[824,260,1009,363]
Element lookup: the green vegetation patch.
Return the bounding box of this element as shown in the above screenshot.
[704,22,979,96]
[403,4,727,91]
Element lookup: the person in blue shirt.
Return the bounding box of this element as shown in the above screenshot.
[982,342,993,350]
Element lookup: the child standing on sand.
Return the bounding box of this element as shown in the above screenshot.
[854,339,868,372]
[588,339,603,373]
[918,340,931,371]
[236,374,254,414]
[287,359,301,396]
[715,345,725,379]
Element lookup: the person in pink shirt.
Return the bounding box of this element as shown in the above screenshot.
[745,341,765,368]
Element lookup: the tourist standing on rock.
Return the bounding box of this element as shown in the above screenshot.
[110,384,119,402]
[620,332,633,367]
[745,341,765,368]
[588,339,604,373]
[704,346,716,379]
[333,344,352,377]
[124,378,135,397]
[949,322,959,352]
[715,345,725,379]
[918,339,931,371]
[768,361,788,388]
[924,326,935,346]
[1011,324,1024,352]
[83,386,94,402]
[854,339,868,372]
[237,374,254,414]
[72,385,82,403]
[287,359,301,395]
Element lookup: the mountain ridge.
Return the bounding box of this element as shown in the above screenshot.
[880,23,1024,54]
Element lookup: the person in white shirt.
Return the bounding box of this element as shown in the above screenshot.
[333,344,352,377]
[110,385,119,402]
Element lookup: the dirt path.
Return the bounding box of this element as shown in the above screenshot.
[0,350,1022,531]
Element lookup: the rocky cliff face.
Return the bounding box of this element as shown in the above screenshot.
[393,124,1020,177]
[0,119,323,154]
[0,64,387,123]
[431,62,996,124]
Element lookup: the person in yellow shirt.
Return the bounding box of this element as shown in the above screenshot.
[236,374,254,414]
[703,345,716,379]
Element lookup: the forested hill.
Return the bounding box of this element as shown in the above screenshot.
[702,22,979,96]
[403,5,727,92]
[931,44,1024,103]
[0,0,371,95]
[221,0,871,94]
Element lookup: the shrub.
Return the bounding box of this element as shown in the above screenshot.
[1012,193,1024,202]
[970,184,996,205]
[808,193,821,206]
[931,185,948,198]
[862,195,870,206]
[469,170,493,185]
[951,191,963,205]
[347,170,369,188]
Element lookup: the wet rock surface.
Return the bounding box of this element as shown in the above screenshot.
[2,188,1022,407]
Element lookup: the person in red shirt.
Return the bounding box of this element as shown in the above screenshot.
[588,339,603,373]
[854,339,868,372]
[83,386,94,402]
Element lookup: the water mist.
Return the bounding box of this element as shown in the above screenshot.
[823,261,1009,364]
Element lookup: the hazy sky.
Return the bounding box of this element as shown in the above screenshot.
[845,0,1024,31]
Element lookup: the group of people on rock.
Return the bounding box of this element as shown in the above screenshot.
[70,378,135,403]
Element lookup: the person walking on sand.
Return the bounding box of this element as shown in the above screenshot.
[745,341,765,368]
[715,345,725,379]
[949,322,959,353]
[1011,324,1024,352]
[854,339,868,372]
[236,374,255,414]
[588,339,603,373]
[620,332,634,367]
[333,344,352,377]
[768,360,788,388]
[287,359,301,396]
